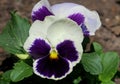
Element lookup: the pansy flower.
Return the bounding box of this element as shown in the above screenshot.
[31,0,101,36]
[23,16,83,80]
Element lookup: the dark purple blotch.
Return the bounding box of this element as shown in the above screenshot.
[68,13,89,36]
[29,39,51,59]
[57,40,78,62]
[32,6,53,21]
[35,56,70,78]
[81,24,90,36]
[68,13,85,25]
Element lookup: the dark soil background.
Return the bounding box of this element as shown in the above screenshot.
[0,0,120,83]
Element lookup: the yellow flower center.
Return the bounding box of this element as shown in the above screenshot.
[49,50,58,60]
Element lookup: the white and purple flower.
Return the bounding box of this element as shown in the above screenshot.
[23,16,83,80]
[31,0,101,36]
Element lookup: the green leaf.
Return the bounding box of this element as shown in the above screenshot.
[2,70,12,82]
[10,61,33,82]
[99,52,119,82]
[0,80,10,84]
[93,42,103,54]
[81,52,102,75]
[15,53,29,59]
[101,81,115,84]
[0,12,30,54]
[73,77,81,84]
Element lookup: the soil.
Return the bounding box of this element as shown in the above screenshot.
[0,0,120,83]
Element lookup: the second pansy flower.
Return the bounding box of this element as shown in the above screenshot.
[31,0,101,36]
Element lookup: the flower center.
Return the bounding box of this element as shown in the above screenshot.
[49,50,59,60]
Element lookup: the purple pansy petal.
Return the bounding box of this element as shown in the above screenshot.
[33,56,72,80]
[68,13,85,25]
[29,39,51,59]
[57,40,78,63]
[32,6,53,21]
[81,24,90,36]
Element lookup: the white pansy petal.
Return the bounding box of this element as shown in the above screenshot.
[51,3,78,16]
[29,20,46,38]
[32,0,50,12]
[29,16,61,37]
[47,18,83,65]
[52,3,101,36]
[51,3,86,18]
[64,5,101,35]
[47,18,83,45]
[32,0,53,21]
[85,11,101,35]
[65,5,87,16]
